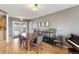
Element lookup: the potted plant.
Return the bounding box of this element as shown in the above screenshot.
[48,28,57,32]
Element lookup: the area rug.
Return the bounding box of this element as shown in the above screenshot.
[16,50,48,54]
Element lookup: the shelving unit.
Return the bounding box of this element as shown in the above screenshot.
[33,30,56,45]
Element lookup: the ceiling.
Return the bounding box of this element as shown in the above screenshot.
[0,4,78,19]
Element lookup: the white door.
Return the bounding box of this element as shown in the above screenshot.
[13,21,20,37]
[21,22,27,33]
[13,21,27,37]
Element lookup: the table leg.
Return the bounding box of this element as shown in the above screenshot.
[27,41,30,51]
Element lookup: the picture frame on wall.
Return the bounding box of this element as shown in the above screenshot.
[45,21,50,27]
[37,22,39,27]
[35,23,37,28]
[40,22,42,27]
[36,21,50,27]
[39,22,41,27]
[41,22,45,27]
[37,22,40,27]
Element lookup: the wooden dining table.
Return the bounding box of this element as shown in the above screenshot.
[25,33,38,51]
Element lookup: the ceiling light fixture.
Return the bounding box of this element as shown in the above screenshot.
[20,18,23,20]
[32,4,39,11]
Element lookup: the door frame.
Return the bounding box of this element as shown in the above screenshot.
[12,21,27,37]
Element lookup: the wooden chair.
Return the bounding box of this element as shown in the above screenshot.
[18,33,27,49]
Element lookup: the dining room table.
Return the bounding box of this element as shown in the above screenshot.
[25,33,38,52]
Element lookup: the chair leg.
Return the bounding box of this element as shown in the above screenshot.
[30,44,32,51]
[41,44,43,51]
[19,42,22,49]
[36,46,39,54]
[60,44,62,48]
[60,43,63,48]
[54,42,56,46]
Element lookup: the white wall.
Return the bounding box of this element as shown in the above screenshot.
[31,5,79,46]
[32,5,79,35]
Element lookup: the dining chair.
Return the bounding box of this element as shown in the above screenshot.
[19,33,27,49]
[31,35,43,54]
[53,35,63,48]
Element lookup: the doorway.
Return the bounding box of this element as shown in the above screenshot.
[12,21,27,37]
[0,16,6,40]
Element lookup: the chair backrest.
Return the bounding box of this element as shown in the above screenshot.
[21,32,26,38]
[56,35,63,43]
[19,32,26,41]
[50,32,56,38]
[19,34,23,42]
[37,35,43,45]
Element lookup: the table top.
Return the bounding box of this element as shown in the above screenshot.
[26,33,38,41]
